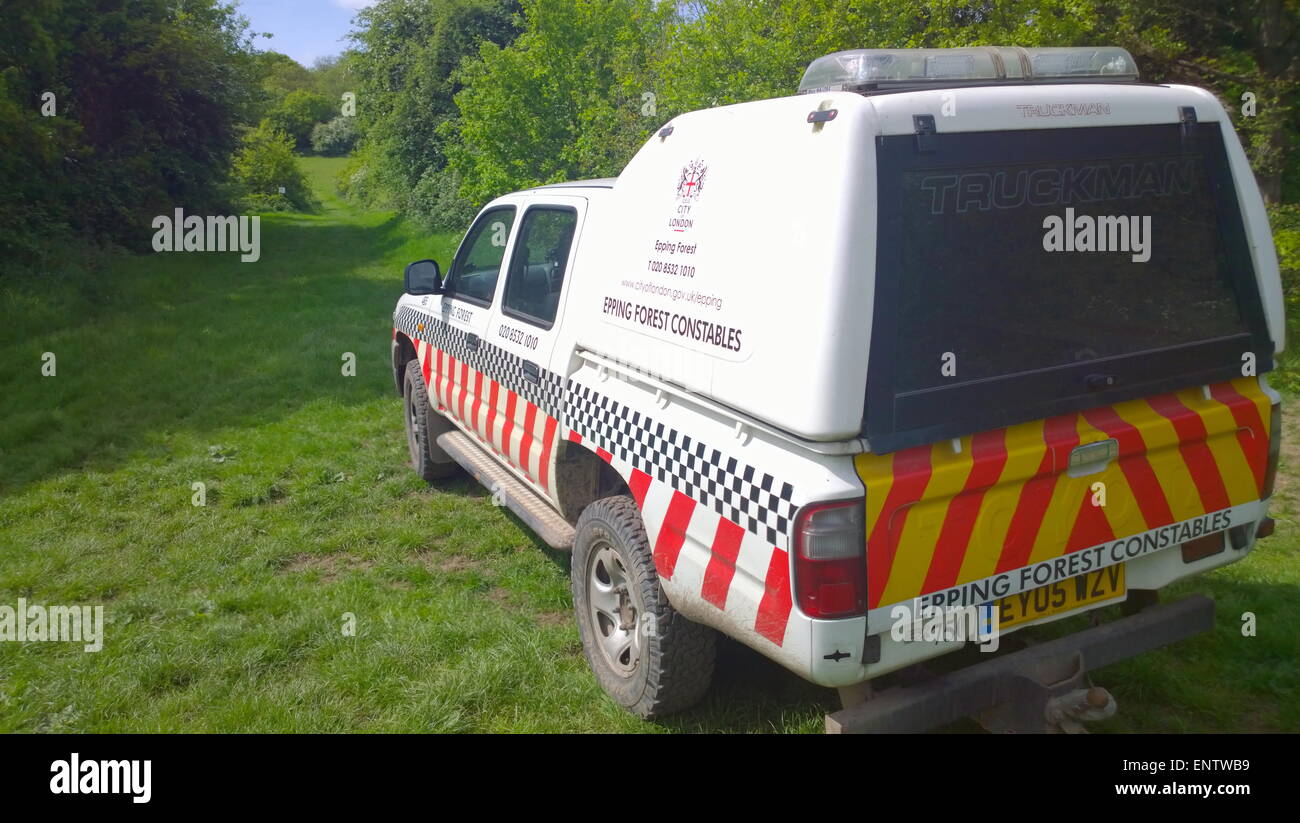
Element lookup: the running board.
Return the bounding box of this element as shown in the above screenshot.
[435,431,576,550]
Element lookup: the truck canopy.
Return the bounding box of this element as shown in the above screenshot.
[565,82,1282,447]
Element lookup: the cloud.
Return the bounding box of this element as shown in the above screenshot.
[335,0,376,9]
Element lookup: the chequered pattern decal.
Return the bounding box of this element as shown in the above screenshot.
[397,305,563,494]
[396,305,564,418]
[395,305,798,550]
[394,303,801,647]
[856,377,1272,612]
[566,383,796,547]
[609,466,793,648]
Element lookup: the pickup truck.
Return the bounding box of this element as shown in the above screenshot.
[390,46,1283,732]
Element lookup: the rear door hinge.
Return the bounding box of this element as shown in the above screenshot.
[914,114,937,153]
[1179,105,1199,148]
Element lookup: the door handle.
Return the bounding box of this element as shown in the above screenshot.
[466,333,480,351]
[523,361,540,384]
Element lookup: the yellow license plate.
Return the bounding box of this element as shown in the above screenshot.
[994,565,1126,630]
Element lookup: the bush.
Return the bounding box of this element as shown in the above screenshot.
[261,90,335,151]
[406,166,479,232]
[311,115,359,156]
[232,127,316,212]
[0,0,256,271]
[1269,205,1300,391]
[336,146,390,209]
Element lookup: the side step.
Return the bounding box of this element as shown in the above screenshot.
[436,431,576,550]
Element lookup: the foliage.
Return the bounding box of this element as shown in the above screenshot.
[0,0,259,271]
[335,148,386,208]
[655,0,1096,114]
[1081,0,1299,203]
[407,165,480,232]
[232,126,316,212]
[343,0,522,223]
[444,0,672,206]
[309,55,355,105]
[311,115,360,156]
[340,0,1296,213]
[262,89,336,151]
[1269,204,1300,390]
[251,50,315,119]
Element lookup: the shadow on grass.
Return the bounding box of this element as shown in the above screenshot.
[680,573,1300,735]
[671,637,839,733]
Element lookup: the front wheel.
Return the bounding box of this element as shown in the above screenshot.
[571,495,715,718]
[402,359,456,481]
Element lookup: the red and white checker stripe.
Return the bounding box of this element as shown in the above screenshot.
[566,429,795,649]
[405,330,801,654]
[413,337,562,497]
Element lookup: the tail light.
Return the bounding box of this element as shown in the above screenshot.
[1262,401,1281,499]
[793,499,866,619]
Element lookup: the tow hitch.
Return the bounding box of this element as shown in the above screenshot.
[1045,686,1117,734]
[826,595,1214,734]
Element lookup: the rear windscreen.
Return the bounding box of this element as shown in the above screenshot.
[867,122,1272,453]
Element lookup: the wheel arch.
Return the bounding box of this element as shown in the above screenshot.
[553,438,632,524]
[393,330,417,396]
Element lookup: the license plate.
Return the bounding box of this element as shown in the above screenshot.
[993,565,1126,630]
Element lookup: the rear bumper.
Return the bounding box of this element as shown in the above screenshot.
[804,498,1269,687]
[826,594,1215,733]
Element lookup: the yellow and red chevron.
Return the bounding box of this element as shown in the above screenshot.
[856,378,1272,610]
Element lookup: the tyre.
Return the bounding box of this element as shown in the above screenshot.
[571,495,716,718]
[402,359,457,481]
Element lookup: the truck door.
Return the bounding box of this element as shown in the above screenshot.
[487,197,585,499]
[856,114,1277,628]
[434,204,518,441]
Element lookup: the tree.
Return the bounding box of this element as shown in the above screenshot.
[446,0,673,204]
[1084,0,1299,203]
[344,0,1297,223]
[345,0,522,213]
[654,0,1098,114]
[0,0,260,267]
[253,50,314,112]
[261,89,335,150]
[311,115,360,156]
[655,1,1297,201]
[310,55,355,111]
[232,126,315,211]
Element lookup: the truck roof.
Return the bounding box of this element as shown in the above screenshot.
[524,178,618,191]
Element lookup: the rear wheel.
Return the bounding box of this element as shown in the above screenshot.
[402,359,456,481]
[571,495,715,718]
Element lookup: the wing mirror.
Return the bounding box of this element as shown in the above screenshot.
[404,259,442,295]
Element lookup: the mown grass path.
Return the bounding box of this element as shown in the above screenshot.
[0,159,830,732]
[1,159,1296,732]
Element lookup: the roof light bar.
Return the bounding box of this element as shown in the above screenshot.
[797,47,1139,94]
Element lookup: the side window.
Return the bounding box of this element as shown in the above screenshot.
[501,206,578,328]
[445,206,516,306]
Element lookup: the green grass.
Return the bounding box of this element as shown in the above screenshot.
[0,157,828,732]
[0,157,1295,732]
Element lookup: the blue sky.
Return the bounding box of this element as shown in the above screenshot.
[236,0,375,67]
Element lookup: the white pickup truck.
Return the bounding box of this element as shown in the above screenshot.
[390,46,1283,732]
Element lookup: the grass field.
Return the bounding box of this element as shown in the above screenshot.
[0,157,1296,732]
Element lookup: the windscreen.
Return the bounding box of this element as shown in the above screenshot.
[866,122,1271,453]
